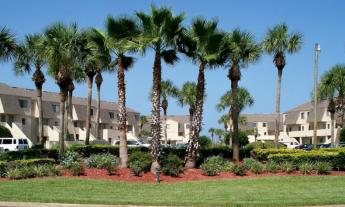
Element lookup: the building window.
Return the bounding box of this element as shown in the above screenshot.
[0,115,6,122]
[327,124,330,129]
[52,104,59,113]
[21,118,26,125]
[54,121,59,126]
[90,109,94,116]
[109,112,115,119]
[301,112,304,119]
[298,126,301,131]
[309,125,312,130]
[262,123,266,127]
[76,134,79,141]
[307,112,310,117]
[135,114,139,121]
[74,122,78,127]
[264,132,267,135]
[127,125,133,132]
[19,99,28,108]
[178,132,184,136]
[186,124,190,129]
[301,126,304,131]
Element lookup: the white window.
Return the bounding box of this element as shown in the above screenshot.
[52,104,59,113]
[301,126,304,131]
[19,99,28,108]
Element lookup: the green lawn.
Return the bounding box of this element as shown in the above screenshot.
[0,176,345,207]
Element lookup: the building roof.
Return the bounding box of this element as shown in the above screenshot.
[240,113,283,131]
[284,100,330,123]
[284,100,329,113]
[0,82,138,113]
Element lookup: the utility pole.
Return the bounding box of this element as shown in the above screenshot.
[313,43,321,148]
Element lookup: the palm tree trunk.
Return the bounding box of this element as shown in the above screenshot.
[331,112,335,147]
[185,62,206,169]
[275,69,283,148]
[162,99,168,147]
[68,89,76,140]
[59,89,67,157]
[64,96,68,140]
[118,59,128,168]
[150,50,162,173]
[188,106,194,139]
[85,75,94,145]
[37,87,43,144]
[95,72,103,140]
[231,80,240,164]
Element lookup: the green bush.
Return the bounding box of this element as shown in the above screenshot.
[200,156,224,176]
[243,158,257,170]
[128,151,151,176]
[279,161,295,173]
[265,161,279,173]
[221,162,235,172]
[298,162,314,175]
[199,136,212,149]
[6,168,22,179]
[0,161,6,177]
[233,165,246,176]
[161,154,184,177]
[0,124,12,137]
[61,152,85,176]
[315,162,332,175]
[0,148,58,161]
[244,141,286,152]
[7,158,55,168]
[250,161,265,174]
[87,153,119,175]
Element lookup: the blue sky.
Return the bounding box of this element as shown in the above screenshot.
[1,0,345,136]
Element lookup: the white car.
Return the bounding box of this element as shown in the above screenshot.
[114,139,150,148]
[0,138,29,151]
[280,141,300,149]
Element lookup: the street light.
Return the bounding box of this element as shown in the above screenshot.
[313,43,321,148]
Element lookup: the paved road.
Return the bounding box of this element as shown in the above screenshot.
[0,202,345,207]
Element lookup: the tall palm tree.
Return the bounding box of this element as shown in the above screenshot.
[0,26,17,62]
[159,80,179,146]
[178,81,198,136]
[44,22,81,156]
[94,71,103,139]
[262,23,302,148]
[79,28,111,145]
[318,64,345,146]
[218,114,229,132]
[14,34,46,144]
[221,29,261,164]
[106,16,140,168]
[136,5,184,172]
[178,18,225,168]
[208,127,215,143]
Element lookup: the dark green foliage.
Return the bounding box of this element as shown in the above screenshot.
[161,154,184,177]
[0,161,6,177]
[128,151,151,176]
[61,152,85,176]
[279,161,295,173]
[67,144,149,157]
[242,158,257,170]
[6,158,55,169]
[243,158,264,174]
[245,141,286,152]
[199,136,212,148]
[224,131,249,147]
[0,125,12,137]
[315,162,332,174]
[233,165,246,176]
[0,148,58,161]
[87,153,119,175]
[265,161,279,173]
[200,156,226,176]
[6,164,60,180]
[298,162,314,175]
[340,128,345,142]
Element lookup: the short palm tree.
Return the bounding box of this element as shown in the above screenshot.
[218,114,229,132]
[0,26,17,62]
[178,81,198,136]
[136,5,184,172]
[14,34,46,144]
[214,128,225,143]
[262,23,302,148]
[221,29,261,164]
[318,64,345,146]
[160,80,179,146]
[178,18,225,168]
[208,127,215,143]
[43,22,81,156]
[106,16,140,168]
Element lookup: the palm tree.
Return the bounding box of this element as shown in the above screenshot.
[214,128,225,144]
[221,29,261,164]
[94,71,103,139]
[178,18,225,168]
[136,5,184,172]
[178,81,198,137]
[140,115,148,132]
[262,23,302,148]
[159,80,179,146]
[106,16,140,168]
[43,22,81,156]
[318,64,345,146]
[218,114,229,132]
[0,26,17,62]
[208,127,215,143]
[14,34,46,144]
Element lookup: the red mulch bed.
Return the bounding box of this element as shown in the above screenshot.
[59,168,345,183]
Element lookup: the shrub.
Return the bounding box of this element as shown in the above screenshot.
[199,136,212,149]
[221,162,235,172]
[280,161,295,173]
[61,152,85,176]
[161,154,184,177]
[245,141,286,152]
[298,162,315,175]
[243,158,257,170]
[128,160,146,176]
[7,158,55,169]
[315,162,332,175]
[0,124,12,137]
[0,149,58,161]
[250,162,265,174]
[128,151,151,173]
[200,156,224,176]
[233,165,246,176]
[0,161,6,177]
[265,161,279,173]
[87,153,119,175]
[6,168,22,180]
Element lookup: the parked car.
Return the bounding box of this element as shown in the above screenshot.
[172,143,187,149]
[338,142,345,148]
[296,144,314,151]
[114,139,150,148]
[316,143,331,149]
[280,141,300,149]
[0,137,29,151]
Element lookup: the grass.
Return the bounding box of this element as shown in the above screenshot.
[0,176,345,206]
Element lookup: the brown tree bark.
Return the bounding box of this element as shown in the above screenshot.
[85,73,95,145]
[95,72,103,140]
[162,99,168,147]
[32,68,45,145]
[275,69,283,148]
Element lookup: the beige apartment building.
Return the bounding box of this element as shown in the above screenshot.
[143,115,191,144]
[0,83,140,147]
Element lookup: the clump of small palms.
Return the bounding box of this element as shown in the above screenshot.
[298,162,315,175]
[262,23,302,148]
[279,161,295,173]
[265,161,279,173]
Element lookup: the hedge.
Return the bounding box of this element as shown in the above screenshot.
[0,148,58,161]
[0,161,6,177]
